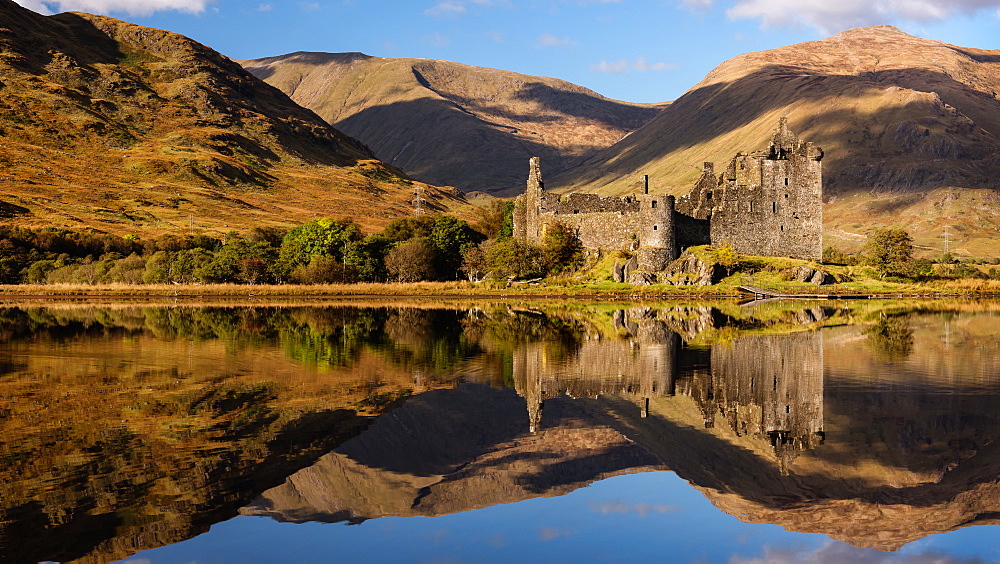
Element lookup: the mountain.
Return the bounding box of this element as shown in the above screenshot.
[0,1,466,236]
[240,52,663,194]
[552,26,1000,257]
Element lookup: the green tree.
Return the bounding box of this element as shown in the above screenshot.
[171,248,213,283]
[474,200,515,240]
[429,214,482,280]
[385,237,437,282]
[862,228,914,278]
[198,240,278,283]
[277,218,363,278]
[483,238,543,280]
[542,222,583,274]
[382,216,434,243]
[143,250,174,284]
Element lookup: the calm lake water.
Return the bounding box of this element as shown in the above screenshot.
[2,300,1000,563]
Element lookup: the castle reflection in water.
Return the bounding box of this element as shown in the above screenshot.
[513,306,827,468]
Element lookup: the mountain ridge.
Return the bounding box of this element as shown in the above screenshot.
[550,25,1000,255]
[0,0,468,235]
[241,51,664,194]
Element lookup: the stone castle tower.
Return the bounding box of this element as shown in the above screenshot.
[679,117,824,260]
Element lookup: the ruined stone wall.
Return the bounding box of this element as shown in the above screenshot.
[675,119,823,261]
[709,145,823,260]
[514,158,676,269]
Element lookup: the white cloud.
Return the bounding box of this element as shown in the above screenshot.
[730,540,986,564]
[679,0,713,11]
[590,59,630,74]
[538,33,576,47]
[485,29,505,43]
[634,56,676,71]
[14,0,209,16]
[424,0,466,16]
[12,0,54,13]
[426,31,451,47]
[538,526,577,541]
[727,0,1000,33]
[297,1,320,11]
[590,56,675,74]
[256,3,271,11]
[589,500,678,516]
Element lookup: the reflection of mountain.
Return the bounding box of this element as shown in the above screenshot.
[6,303,1000,559]
[241,384,665,523]
[583,316,1000,551]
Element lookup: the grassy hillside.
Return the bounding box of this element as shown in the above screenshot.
[241,52,663,194]
[552,26,1000,257]
[0,1,470,236]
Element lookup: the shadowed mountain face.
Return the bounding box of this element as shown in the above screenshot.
[241,385,665,524]
[551,26,1000,256]
[240,52,663,194]
[0,1,467,235]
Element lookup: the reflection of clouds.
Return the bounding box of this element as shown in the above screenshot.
[731,541,988,564]
[486,532,508,548]
[589,500,678,517]
[425,528,450,545]
[538,526,578,541]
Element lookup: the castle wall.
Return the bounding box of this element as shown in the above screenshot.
[709,145,823,261]
[513,118,823,270]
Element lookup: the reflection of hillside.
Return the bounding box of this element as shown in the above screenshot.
[6,303,1000,558]
[241,384,665,523]
[574,313,1000,551]
[0,306,476,563]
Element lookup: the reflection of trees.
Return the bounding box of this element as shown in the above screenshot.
[863,315,914,361]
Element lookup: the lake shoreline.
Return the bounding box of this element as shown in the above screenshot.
[0,282,997,301]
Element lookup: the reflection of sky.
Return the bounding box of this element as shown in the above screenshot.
[123,472,1000,563]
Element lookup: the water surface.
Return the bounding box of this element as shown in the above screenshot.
[2,300,999,562]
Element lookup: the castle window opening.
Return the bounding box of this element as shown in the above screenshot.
[573,209,579,214]
[653,225,658,231]
[651,200,657,208]
[784,178,789,186]
[706,191,713,200]
[772,202,777,213]
[748,201,753,212]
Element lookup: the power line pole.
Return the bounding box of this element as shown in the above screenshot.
[412,185,426,216]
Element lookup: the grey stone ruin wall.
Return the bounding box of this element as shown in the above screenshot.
[705,119,824,261]
[709,149,823,261]
[514,118,822,269]
[514,160,676,270]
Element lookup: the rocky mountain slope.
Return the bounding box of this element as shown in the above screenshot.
[241,52,663,194]
[552,26,1000,256]
[0,0,467,236]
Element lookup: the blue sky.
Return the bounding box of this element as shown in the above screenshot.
[13,0,1000,103]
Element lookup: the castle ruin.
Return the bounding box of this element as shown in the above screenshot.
[513,118,824,265]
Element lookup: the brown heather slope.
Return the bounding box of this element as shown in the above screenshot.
[553,26,1000,257]
[0,1,468,236]
[241,52,663,194]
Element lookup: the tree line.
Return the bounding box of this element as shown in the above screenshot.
[824,227,1000,280]
[0,201,584,285]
